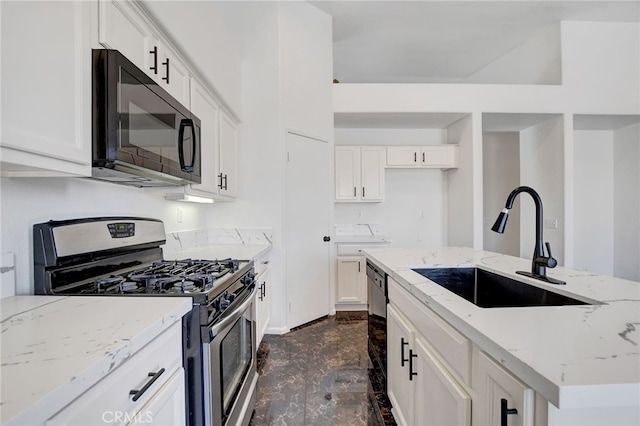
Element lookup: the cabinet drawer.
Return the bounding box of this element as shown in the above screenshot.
[46,322,183,425]
[388,277,471,385]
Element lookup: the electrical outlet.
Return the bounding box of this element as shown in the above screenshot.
[545,218,558,229]
[357,211,363,219]
[418,210,424,219]
[177,207,183,223]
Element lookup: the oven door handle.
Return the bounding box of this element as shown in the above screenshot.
[210,283,256,338]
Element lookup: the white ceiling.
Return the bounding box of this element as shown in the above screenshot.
[311,1,640,84]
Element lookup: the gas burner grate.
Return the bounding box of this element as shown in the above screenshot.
[87,258,241,294]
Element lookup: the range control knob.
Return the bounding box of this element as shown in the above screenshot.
[219,299,230,311]
[226,292,236,301]
[241,272,256,285]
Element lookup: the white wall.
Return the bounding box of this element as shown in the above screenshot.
[447,115,477,248]
[334,128,447,247]
[467,24,561,85]
[482,132,521,256]
[613,123,640,281]
[519,116,565,264]
[573,130,614,275]
[562,21,640,115]
[0,177,210,295]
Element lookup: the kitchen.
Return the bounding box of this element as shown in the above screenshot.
[1,1,639,425]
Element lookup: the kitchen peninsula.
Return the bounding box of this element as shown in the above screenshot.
[364,246,640,425]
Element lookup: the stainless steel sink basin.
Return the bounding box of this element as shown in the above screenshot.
[412,267,590,308]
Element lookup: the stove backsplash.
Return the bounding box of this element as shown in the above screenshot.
[164,227,273,253]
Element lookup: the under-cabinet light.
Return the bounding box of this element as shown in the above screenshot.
[165,194,215,204]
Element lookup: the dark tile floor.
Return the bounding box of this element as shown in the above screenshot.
[249,313,396,426]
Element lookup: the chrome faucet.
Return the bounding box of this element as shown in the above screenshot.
[491,186,565,285]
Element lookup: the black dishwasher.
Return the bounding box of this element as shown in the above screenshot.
[366,261,387,392]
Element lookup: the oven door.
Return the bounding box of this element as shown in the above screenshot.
[204,284,257,426]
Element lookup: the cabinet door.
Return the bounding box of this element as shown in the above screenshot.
[335,146,360,201]
[99,0,151,73]
[474,350,534,426]
[1,0,92,176]
[336,257,366,304]
[360,147,385,201]
[189,80,221,195]
[386,146,420,167]
[128,368,186,426]
[421,145,458,168]
[219,111,238,198]
[387,304,415,426]
[256,266,270,344]
[414,337,471,426]
[158,42,191,107]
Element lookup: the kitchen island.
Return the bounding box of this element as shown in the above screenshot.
[363,246,640,425]
[0,296,192,425]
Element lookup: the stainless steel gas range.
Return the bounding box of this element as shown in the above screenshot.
[33,217,258,426]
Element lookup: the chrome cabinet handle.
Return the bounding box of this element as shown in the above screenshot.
[362,186,366,198]
[129,368,165,402]
[422,152,425,162]
[149,46,158,74]
[414,152,417,162]
[218,173,224,189]
[500,398,518,426]
[353,187,356,197]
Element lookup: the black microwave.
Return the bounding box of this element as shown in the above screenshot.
[92,49,201,187]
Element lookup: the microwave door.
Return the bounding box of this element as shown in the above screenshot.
[119,71,184,174]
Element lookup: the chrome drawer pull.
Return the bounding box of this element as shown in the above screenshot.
[129,368,165,402]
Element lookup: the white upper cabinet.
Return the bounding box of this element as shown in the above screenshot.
[0,0,92,177]
[99,0,150,71]
[218,111,238,198]
[189,79,221,196]
[386,145,459,169]
[99,0,191,107]
[184,80,238,200]
[335,146,384,202]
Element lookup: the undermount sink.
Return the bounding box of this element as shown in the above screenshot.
[412,267,591,308]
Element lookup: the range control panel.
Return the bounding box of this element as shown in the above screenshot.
[107,222,135,238]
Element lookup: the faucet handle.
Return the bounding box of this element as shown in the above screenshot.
[544,242,558,268]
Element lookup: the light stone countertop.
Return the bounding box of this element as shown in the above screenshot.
[163,244,272,263]
[362,246,640,410]
[0,296,192,425]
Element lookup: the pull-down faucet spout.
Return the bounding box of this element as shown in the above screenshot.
[491,186,565,285]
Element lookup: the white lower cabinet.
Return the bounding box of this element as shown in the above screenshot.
[387,276,548,426]
[387,304,415,426]
[255,257,271,344]
[387,304,471,426]
[473,349,535,426]
[46,322,185,426]
[414,337,471,426]
[127,369,185,426]
[336,256,366,306]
